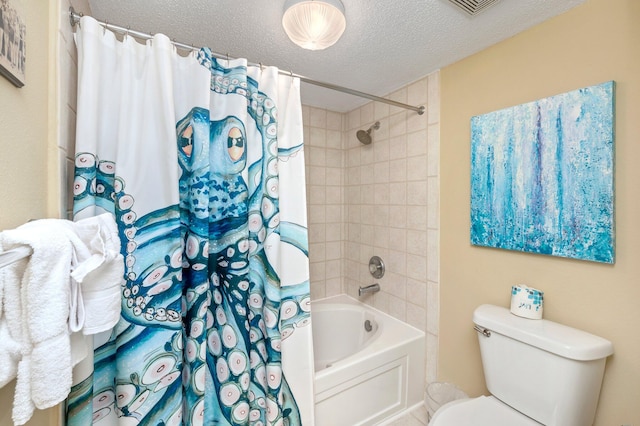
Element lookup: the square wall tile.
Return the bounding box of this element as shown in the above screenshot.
[309,107,327,128]
[388,87,408,115]
[374,101,390,121]
[408,77,428,106]
[348,108,361,131]
[427,281,439,335]
[389,135,407,160]
[407,155,428,181]
[309,127,327,147]
[407,278,427,309]
[361,102,374,125]
[326,111,342,131]
[427,124,440,177]
[407,303,427,331]
[407,129,428,156]
[407,206,428,231]
[389,111,407,137]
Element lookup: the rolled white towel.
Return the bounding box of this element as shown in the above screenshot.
[68,213,124,335]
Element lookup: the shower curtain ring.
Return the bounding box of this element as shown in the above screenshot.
[259,62,263,71]
[125,26,130,39]
[103,21,107,35]
[226,53,230,62]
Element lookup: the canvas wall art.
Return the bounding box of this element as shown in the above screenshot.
[470,81,615,263]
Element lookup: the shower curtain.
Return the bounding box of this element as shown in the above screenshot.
[67,16,314,426]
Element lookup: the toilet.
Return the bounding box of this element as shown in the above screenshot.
[430,304,613,426]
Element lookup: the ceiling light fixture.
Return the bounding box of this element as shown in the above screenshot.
[282,0,346,51]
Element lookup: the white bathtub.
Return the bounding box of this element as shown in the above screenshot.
[311,294,426,426]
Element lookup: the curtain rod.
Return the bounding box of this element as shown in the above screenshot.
[69,7,425,115]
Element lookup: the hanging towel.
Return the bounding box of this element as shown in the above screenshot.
[0,240,24,388]
[67,213,124,335]
[0,214,124,425]
[1,221,74,425]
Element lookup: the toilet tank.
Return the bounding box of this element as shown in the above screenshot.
[473,304,613,426]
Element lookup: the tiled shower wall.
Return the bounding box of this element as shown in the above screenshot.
[303,107,345,299]
[304,71,440,383]
[58,0,91,218]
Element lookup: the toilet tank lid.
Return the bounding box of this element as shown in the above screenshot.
[473,304,614,361]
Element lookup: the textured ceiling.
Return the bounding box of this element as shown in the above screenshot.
[87,0,585,113]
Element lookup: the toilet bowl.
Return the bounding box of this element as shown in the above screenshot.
[430,396,541,425]
[431,304,613,426]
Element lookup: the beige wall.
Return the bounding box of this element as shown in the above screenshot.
[0,0,89,425]
[440,0,640,424]
[0,1,55,425]
[0,1,50,229]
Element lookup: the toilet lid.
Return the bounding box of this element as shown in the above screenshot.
[430,396,542,426]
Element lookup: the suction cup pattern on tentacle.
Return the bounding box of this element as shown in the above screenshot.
[73,152,184,328]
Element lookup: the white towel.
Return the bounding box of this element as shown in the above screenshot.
[0,240,24,388]
[68,213,124,334]
[0,214,124,425]
[2,221,74,425]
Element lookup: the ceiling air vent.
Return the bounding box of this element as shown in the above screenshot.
[445,0,501,16]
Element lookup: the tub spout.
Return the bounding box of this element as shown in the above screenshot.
[358,283,380,297]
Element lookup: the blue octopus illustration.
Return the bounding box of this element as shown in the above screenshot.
[67,49,310,426]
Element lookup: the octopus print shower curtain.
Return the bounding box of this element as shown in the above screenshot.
[67,16,314,426]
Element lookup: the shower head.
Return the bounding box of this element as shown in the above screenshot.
[356,121,380,145]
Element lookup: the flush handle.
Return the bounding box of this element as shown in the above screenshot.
[474,325,491,337]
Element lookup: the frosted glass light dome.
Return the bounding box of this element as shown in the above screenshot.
[282,0,346,51]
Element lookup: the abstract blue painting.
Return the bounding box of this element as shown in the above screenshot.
[470,81,615,263]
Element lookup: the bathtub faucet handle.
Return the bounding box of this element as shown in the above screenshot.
[358,283,380,297]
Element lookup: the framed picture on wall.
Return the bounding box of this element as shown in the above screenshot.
[0,0,25,87]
